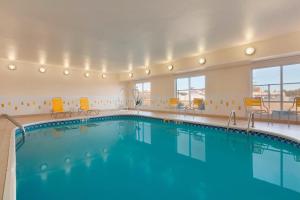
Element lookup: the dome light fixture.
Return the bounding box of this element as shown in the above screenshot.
[102,74,107,79]
[84,72,90,78]
[8,64,17,70]
[63,69,70,76]
[129,72,133,78]
[168,65,174,71]
[145,69,151,75]
[198,57,206,65]
[245,47,256,56]
[39,66,47,73]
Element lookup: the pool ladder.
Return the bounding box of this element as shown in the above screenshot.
[1,114,26,150]
[247,112,255,133]
[227,110,237,130]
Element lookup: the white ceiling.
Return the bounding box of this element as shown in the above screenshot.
[1,0,300,72]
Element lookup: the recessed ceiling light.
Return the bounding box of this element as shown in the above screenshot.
[8,64,17,70]
[63,69,70,76]
[245,47,256,56]
[39,66,47,73]
[198,57,206,65]
[168,65,174,71]
[129,72,133,78]
[84,72,90,78]
[145,69,151,75]
[102,74,107,79]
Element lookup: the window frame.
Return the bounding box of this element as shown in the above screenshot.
[251,64,300,111]
[135,81,151,106]
[175,75,206,106]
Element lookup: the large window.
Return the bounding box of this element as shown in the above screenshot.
[135,82,151,106]
[252,64,300,111]
[176,76,205,106]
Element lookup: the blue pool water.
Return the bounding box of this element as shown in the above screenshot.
[16,116,300,200]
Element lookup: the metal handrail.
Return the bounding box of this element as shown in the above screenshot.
[247,112,255,133]
[227,110,237,130]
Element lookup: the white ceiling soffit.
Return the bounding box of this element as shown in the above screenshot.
[0,0,300,72]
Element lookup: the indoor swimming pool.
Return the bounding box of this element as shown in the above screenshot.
[16,115,300,200]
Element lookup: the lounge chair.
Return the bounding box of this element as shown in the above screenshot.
[168,98,186,114]
[244,97,270,120]
[187,98,205,114]
[288,97,300,123]
[79,97,101,116]
[51,97,71,118]
[168,98,180,110]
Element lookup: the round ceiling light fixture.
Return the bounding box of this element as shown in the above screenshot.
[245,47,256,56]
[168,65,174,71]
[198,57,206,65]
[84,72,90,78]
[39,66,47,73]
[63,69,70,76]
[101,74,107,79]
[145,69,151,75]
[129,72,133,78]
[8,64,17,70]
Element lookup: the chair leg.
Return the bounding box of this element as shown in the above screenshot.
[288,111,290,127]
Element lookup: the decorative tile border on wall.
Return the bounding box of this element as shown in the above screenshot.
[0,96,125,116]
[15,114,300,149]
[127,96,246,116]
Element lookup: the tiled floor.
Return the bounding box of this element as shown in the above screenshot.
[1,110,300,198]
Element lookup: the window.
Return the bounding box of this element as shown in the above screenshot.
[252,64,300,111]
[135,82,151,106]
[176,76,205,106]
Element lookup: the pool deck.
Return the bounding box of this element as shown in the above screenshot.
[1,110,300,199]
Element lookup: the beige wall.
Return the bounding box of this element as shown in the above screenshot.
[0,59,126,116]
[204,66,250,116]
[126,65,251,117]
[122,31,300,118]
[125,55,300,117]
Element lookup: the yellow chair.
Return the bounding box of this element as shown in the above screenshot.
[168,97,188,114]
[288,97,300,122]
[192,98,204,109]
[168,98,180,109]
[80,97,90,111]
[244,97,269,119]
[188,98,204,114]
[51,97,70,118]
[79,97,101,115]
